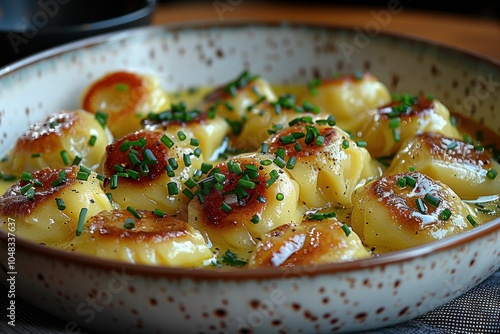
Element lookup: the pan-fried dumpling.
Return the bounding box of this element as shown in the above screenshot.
[1,109,113,175]
[248,217,370,268]
[386,132,500,200]
[142,102,230,161]
[233,94,329,151]
[298,72,391,132]
[81,71,170,138]
[69,209,213,267]
[100,129,202,221]
[355,95,460,157]
[351,172,474,252]
[264,123,380,209]
[198,71,277,126]
[0,166,112,246]
[188,153,303,255]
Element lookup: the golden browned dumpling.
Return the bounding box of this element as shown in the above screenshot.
[298,72,391,132]
[188,153,304,255]
[0,166,113,246]
[233,94,330,151]
[69,209,213,267]
[142,102,230,161]
[81,71,170,138]
[100,129,202,221]
[386,132,500,200]
[1,109,113,175]
[264,123,380,209]
[351,172,474,252]
[355,95,460,157]
[248,217,370,268]
[198,71,277,125]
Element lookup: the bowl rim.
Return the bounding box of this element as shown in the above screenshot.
[0,0,157,35]
[0,20,499,280]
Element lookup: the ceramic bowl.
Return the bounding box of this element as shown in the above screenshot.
[0,22,499,334]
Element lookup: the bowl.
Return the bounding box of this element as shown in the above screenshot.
[0,22,499,333]
[0,0,157,68]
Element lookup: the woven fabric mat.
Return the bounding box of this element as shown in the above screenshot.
[1,269,499,333]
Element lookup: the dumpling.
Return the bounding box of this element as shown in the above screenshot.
[69,209,213,267]
[351,172,474,252]
[100,129,202,221]
[233,94,330,151]
[298,72,391,132]
[188,152,303,255]
[248,217,370,268]
[81,71,170,138]
[386,132,500,200]
[0,166,113,246]
[142,102,230,161]
[1,109,113,175]
[355,95,460,157]
[198,71,277,126]
[264,123,380,209]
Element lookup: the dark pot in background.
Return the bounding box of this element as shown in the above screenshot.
[0,0,157,68]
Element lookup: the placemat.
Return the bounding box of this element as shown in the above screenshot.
[1,269,499,333]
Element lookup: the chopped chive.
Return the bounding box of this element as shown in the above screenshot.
[463,133,474,145]
[110,174,118,189]
[26,188,35,200]
[279,134,296,145]
[214,173,226,183]
[228,161,243,175]
[276,148,286,159]
[117,172,130,178]
[119,141,130,152]
[190,138,200,146]
[260,159,272,166]
[165,165,175,177]
[31,153,42,158]
[76,207,88,236]
[113,164,125,172]
[201,163,213,174]
[193,147,202,158]
[33,179,43,187]
[221,202,232,212]
[450,115,457,127]
[306,212,336,220]
[72,156,83,166]
[115,83,128,92]
[167,182,179,195]
[95,111,108,128]
[60,150,71,166]
[185,177,197,189]
[316,135,325,146]
[127,169,140,179]
[388,118,400,129]
[224,101,234,111]
[182,188,195,199]
[466,214,478,227]
[20,172,32,181]
[276,193,284,201]
[177,131,187,141]
[153,209,166,217]
[294,142,302,152]
[396,177,407,187]
[273,156,286,168]
[96,173,106,182]
[238,178,256,189]
[440,208,452,221]
[106,193,113,203]
[128,152,141,166]
[55,198,66,210]
[49,120,59,129]
[447,142,458,150]
[392,128,401,142]
[341,223,351,237]
[415,198,427,214]
[341,139,349,149]
[409,166,415,172]
[88,135,97,147]
[143,149,158,165]
[286,156,296,170]
[76,171,89,181]
[261,143,268,154]
[474,145,484,152]
[168,158,179,170]
[183,153,192,167]
[123,217,135,229]
[424,193,440,207]
[486,169,497,180]
[404,175,417,188]
[127,206,142,219]
[250,215,260,224]
[257,195,266,203]
[20,183,33,195]
[161,134,174,148]
[52,177,64,187]
[356,141,367,148]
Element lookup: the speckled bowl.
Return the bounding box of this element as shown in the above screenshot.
[0,22,499,334]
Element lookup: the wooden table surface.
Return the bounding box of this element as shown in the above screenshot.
[153,2,500,62]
